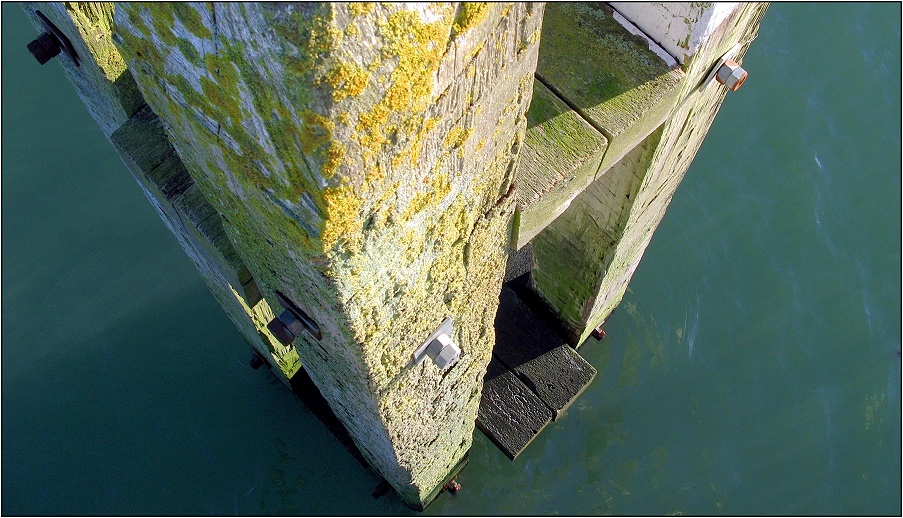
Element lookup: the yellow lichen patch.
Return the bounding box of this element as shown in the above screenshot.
[430,173,451,199]
[323,141,346,178]
[322,185,364,252]
[465,42,484,63]
[365,164,385,185]
[401,192,433,222]
[324,60,370,102]
[400,173,451,221]
[64,2,128,81]
[352,7,452,166]
[453,2,491,35]
[348,2,375,17]
[422,117,440,134]
[444,126,473,149]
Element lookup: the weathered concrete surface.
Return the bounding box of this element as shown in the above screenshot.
[112,2,544,507]
[531,3,769,345]
[610,3,743,66]
[515,81,609,248]
[477,357,552,460]
[21,1,300,381]
[536,3,684,178]
[493,287,596,419]
[532,128,662,340]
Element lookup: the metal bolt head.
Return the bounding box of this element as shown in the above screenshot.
[26,32,61,65]
[249,352,265,370]
[716,59,748,91]
[277,308,306,337]
[267,315,296,345]
[430,334,461,370]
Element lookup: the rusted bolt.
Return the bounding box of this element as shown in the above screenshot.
[715,59,748,91]
[445,478,462,494]
[266,291,323,345]
[266,314,296,345]
[591,328,606,341]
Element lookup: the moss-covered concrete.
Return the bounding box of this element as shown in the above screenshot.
[536,2,684,177]
[531,128,662,339]
[513,1,685,252]
[112,2,544,508]
[110,106,300,381]
[515,80,609,249]
[21,2,302,381]
[530,3,769,346]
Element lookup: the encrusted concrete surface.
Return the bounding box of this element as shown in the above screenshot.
[110,2,543,508]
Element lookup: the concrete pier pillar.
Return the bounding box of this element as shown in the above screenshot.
[526,3,768,345]
[21,1,301,383]
[109,2,543,508]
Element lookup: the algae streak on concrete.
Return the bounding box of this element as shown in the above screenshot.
[515,80,610,249]
[531,3,768,345]
[531,128,663,340]
[535,2,684,175]
[112,2,544,508]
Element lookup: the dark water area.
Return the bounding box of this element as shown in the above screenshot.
[2,3,900,515]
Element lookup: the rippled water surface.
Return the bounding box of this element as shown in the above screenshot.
[3,3,900,515]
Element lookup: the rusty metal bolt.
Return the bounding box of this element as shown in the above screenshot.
[266,314,296,345]
[446,479,462,494]
[715,59,748,91]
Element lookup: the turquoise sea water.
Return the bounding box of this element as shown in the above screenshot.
[2,3,900,515]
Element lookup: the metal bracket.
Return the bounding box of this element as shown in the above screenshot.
[271,290,322,341]
[29,10,81,67]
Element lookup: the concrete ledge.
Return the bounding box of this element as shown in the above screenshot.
[494,287,596,419]
[515,81,609,249]
[477,357,553,460]
[536,2,683,181]
[477,286,597,459]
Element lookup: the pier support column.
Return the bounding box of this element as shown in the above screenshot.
[112,2,543,508]
[529,3,768,345]
[21,2,300,382]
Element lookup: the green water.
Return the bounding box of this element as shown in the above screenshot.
[2,3,899,515]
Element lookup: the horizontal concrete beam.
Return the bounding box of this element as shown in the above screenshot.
[514,3,683,249]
